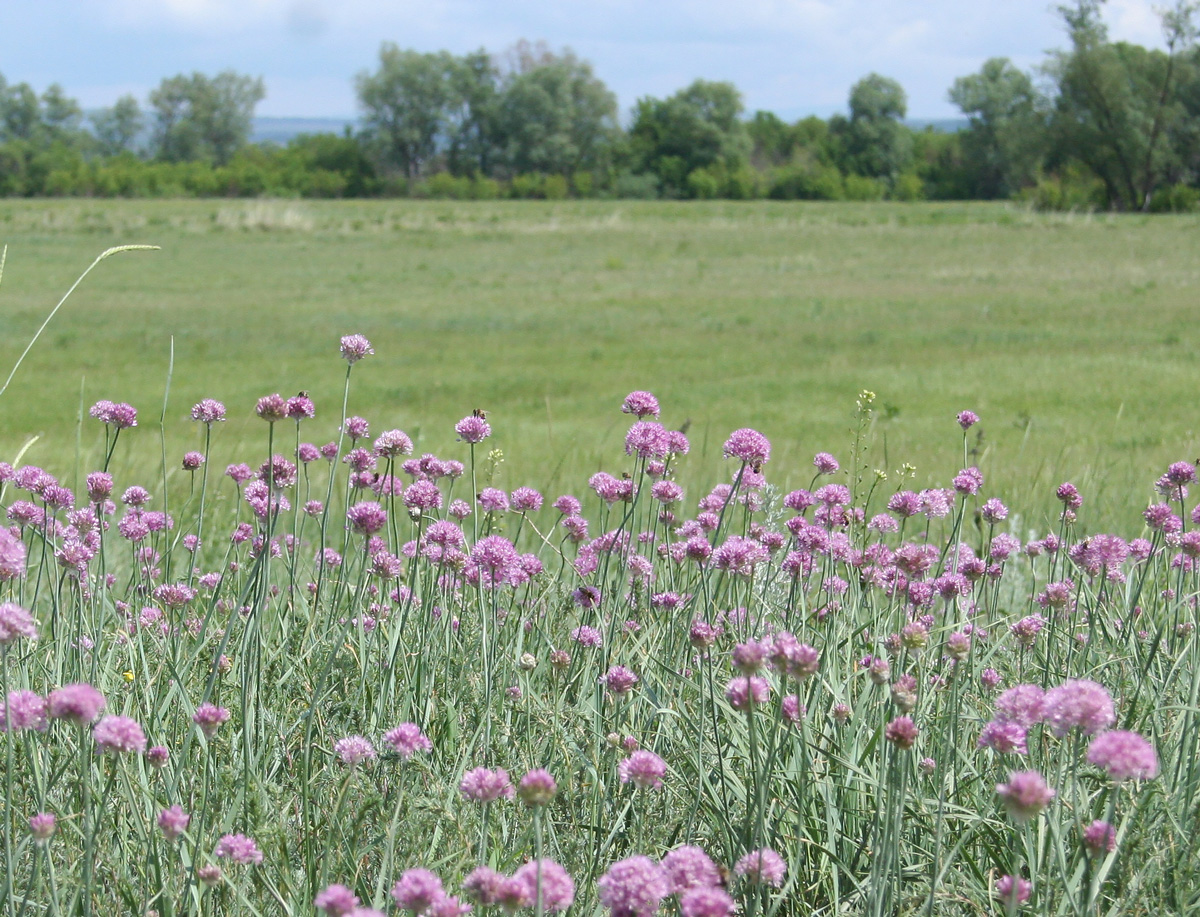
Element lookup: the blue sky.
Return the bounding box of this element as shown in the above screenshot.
[2,0,1169,121]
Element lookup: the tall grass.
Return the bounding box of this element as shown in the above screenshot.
[1,268,1198,913]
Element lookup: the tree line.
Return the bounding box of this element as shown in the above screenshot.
[1,1,1198,211]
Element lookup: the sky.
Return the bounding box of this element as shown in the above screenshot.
[0,0,1171,122]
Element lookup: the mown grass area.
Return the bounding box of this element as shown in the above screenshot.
[1,199,1197,529]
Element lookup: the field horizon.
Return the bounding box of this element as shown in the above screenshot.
[2,198,1197,531]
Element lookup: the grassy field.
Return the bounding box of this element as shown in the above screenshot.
[1,198,1197,529]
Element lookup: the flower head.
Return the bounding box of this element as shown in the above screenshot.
[193,703,230,739]
[158,805,190,841]
[255,394,288,422]
[455,415,491,444]
[391,868,443,913]
[0,603,37,645]
[680,887,736,917]
[996,770,1055,821]
[1044,680,1115,737]
[214,833,263,865]
[0,529,27,581]
[28,813,55,842]
[315,884,361,916]
[618,750,667,789]
[722,428,771,466]
[334,735,377,766]
[340,334,374,364]
[597,856,670,917]
[385,723,432,759]
[517,768,557,807]
[93,715,147,754]
[1,690,47,732]
[460,767,514,802]
[511,860,576,912]
[47,683,106,726]
[661,846,721,893]
[995,875,1031,907]
[1087,730,1158,781]
[1083,820,1117,855]
[621,391,661,419]
[191,399,227,423]
[885,716,919,750]
[734,848,786,887]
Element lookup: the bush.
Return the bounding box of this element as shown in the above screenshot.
[469,174,502,200]
[767,162,844,200]
[890,171,926,201]
[842,174,886,201]
[724,166,763,200]
[1017,164,1106,212]
[543,174,569,200]
[571,171,595,198]
[686,167,721,200]
[610,171,660,199]
[510,173,544,199]
[1148,182,1199,213]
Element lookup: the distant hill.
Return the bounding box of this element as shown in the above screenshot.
[247,115,964,146]
[251,116,358,145]
[905,117,968,133]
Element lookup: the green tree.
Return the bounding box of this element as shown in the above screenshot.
[91,95,144,157]
[357,45,458,184]
[39,84,84,146]
[1047,0,1199,209]
[949,58,1046,197]
[493,41,618,177]
[0,80,41,143]
[444,49,500,177]
[841,73,913,180]
[149,71,265,165]
[629,79,749,196]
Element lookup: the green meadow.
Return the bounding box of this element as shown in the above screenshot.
[1,199,1197,529]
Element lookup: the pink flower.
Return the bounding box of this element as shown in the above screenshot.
[315,884,360,915]
[1043,680,1115,737]
[621,391,661,419]
[722,428,771,466]
[1082,820,1116,855]
[193,703,230,739]
[340,334,374,364]
[680,886,736,917]
[0,603,36,644]
[191,399,226,423]
[995,875,1031,906]
[391,868,443,913]
[517,769,557,807]
[214,833,263,865]
[454,415,491,444]
[885,716,919,750]
[157,805,190,841]
[1,691,47,732]
[28,813,55,842]
[384,723,432,759]
[459,767,514,802]
[334,735,377,766]
[93,715,146,754]
[511,860,575,912]
[618,750,667,789]
[734,848,786,887]
[661,845,721,893]
[996,770,1055,821]
[604,665,639,695]
[1087,730,1158,781]
[597,856,670,917]
[724,676,770,712]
